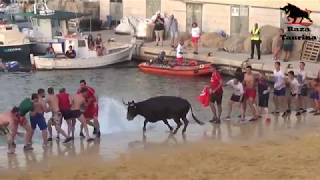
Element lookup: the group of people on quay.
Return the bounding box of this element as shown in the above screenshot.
[44,33,105,58]
[152,12,202,55]
[208,62,320,124]
[0,80,100,154]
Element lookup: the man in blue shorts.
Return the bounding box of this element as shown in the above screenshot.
[30,93,49,147]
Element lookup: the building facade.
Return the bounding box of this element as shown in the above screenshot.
[100,0,320,35]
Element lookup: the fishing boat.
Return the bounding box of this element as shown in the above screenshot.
[14,0,90,55]
[0,23,33,66]
[32,35,134,70]
[138,62,212,76]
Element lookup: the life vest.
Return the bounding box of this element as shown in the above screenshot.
[251,27,261,41]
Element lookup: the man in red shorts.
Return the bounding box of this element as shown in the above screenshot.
[243,66,258,121]
[78,80,100,138]
[209,65,223,124]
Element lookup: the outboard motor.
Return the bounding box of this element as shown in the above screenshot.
[5,61,20,72]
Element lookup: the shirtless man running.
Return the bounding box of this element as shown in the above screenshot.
[0,107,33,154]
[64,87,94,142]
[46,87,72,143]
[243,66,258,121]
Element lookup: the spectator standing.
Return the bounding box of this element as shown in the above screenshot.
[272,28,284,61]
[168,15,179,48]
[153,13,165,46]
[250,23,261,60]
[191,22,200,54]
[283,29,294,62]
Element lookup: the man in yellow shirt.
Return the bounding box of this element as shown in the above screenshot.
[250,23,261,60]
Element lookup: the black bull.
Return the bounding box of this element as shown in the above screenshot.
[280,3,312,23]
[123,96,204,134]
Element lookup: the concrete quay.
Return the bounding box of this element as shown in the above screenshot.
[97,30,320,79]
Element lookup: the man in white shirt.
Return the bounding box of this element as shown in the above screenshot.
[176,40,184,65]
[191,22,200,55]
[224,78,244,120]
[273,61,287,115]
[285,71,300,116]
[297,62,308,114]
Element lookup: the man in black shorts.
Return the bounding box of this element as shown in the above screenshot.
[209,65,223,123]
[224,77,244,121]
[64,88,94,142]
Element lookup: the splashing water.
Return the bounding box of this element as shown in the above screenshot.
[43,97,146,137]
[98,97,146,134]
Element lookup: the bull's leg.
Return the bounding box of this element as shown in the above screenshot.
[143,120,148,134]
[292,17,297,23]
[173,118,182,134]
[299,17,304,23]
[181,117,189,134]
[163,120,173,132]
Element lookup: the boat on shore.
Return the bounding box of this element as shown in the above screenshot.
[138,62,212,76]
[32,35,134,70]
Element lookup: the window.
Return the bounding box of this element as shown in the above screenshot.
[78,40,86,47]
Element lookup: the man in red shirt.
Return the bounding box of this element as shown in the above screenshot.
[209,65,223,124]
[78,80,100,138]
[57,88,73,138]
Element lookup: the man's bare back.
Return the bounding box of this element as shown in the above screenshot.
[46,94,59,112]
[71,94,86,110]
[0,112,13,127]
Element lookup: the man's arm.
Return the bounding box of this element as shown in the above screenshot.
[43,97,50,112]
[42,101,49,113]
[225,79,233,87]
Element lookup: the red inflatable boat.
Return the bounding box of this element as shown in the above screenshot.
[138,62,212,76]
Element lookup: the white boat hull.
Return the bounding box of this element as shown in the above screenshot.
[34,45,133,70]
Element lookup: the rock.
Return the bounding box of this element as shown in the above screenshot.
[223,36,246,53]
[260,25,280,39]
[200,32,226,49]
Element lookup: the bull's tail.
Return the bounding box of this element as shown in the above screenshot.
[190,106,205,125]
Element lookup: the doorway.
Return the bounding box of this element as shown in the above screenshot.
[110,0,123,25]
[186,3,202,32]
[230,5,249,36]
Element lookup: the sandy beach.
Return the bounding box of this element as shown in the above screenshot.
[1,126,320,180]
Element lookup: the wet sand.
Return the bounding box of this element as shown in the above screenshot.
[1,113,320,180]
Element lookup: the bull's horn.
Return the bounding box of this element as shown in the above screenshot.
[122,99,128,105]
